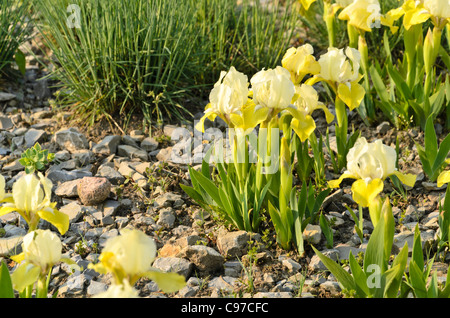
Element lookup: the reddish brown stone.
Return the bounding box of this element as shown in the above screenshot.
[77,177,111,206]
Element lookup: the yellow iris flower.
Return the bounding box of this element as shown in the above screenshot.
[338,0,383,32]
[229,100,270,137]
[285,84,335,142]
[307,46,365,111]
[0,173,69,235]
[10,229,78,293]
[328,137,416,207]
[89,229,186,293]
[281,44,321,85]
[250,66,296,111]
[195,66,249,133]
[386,0,450,30]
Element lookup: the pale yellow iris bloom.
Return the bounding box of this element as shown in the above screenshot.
[0,173,69,235]
[195,66,249,133]
[11,229,78,293]
[338,0,382,32]
[281,44,320,85]
[299,0,317,10]
[285,84,335,142]
[386,0,450,30]
[250,66,296,111]
[229,101,270,137]
[307,47,365,111]
[328,137,416,207]
[89,229,186,293]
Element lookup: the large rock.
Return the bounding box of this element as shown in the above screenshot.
[54,127,89,153]
[140,137,159,152]
[181,245,224,274]
[92,135,121,156]
[77,177,111,206]
[96,164,125,185]
[0,116,13,130]
[55,179,79,197]
[152,257,193,278]
[217,230,250,258]
[46,169,92,183]
[24,128,47,148]
[0,235,23,257]
[117,144,148,161]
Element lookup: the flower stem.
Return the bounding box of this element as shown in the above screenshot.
[36,275,48,298]
[335,96,348,170]
[323,1,336,48]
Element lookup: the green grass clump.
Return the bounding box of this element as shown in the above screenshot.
[0,0,30,77]
[32,0,299,130]
[33,0,202,129]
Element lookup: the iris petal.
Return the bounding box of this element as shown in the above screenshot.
[337,82,365,111]
[351,178,384,207]
[437,170,450,188]
[391,171,417,188]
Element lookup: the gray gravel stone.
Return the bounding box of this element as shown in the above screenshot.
[117,144,148,161]
[24,128,47,148]
[59,201,84,223]
[0,92,16,101]
[181,245,224,274]
[46,169,92,183]
[0,116,13,130]
[152,257,194,278]
[157,208,176,229]
[253,292,293,298]
[140,137,159,152]
[0,236,23,257]
[92,135,121,156]
[208,276,238,293]
[308,249,339,271]
[87,280,108,296]
[281,258,302,273]
[54,127,89,153]
[217,230,250,258]
[55,179,79,197]
[58,272,87,296]
[96,164,125,185]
